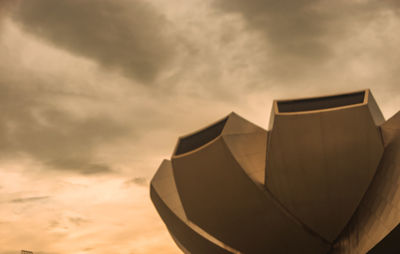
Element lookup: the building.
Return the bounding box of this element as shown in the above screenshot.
[150,89,400,253]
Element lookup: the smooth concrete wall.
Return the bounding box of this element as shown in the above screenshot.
[150,159,236,254]
[266,90,384,241]
[171,113,329,253]
[331,112,400,254]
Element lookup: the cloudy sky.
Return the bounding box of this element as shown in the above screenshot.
[0,0,399,253]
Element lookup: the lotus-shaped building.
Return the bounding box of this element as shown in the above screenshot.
[150,89,400,253]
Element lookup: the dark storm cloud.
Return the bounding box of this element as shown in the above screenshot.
[124,177,148,187]
[47,158,113,175]
[0,0,13,22]
[11,0,175,83]
[68,216,89,226]
[10,196,50,203]
[215,0,331,61]
[0,81,128,174]
[0,252,57,254]
[213,0,399,78]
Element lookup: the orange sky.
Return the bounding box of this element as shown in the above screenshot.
[0,0,399,253]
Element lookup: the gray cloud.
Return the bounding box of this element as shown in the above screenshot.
[125,177,148,187]
[0,0,13,26]
[68,216,89,227]
[213,0,400,79]
[1,250,61,254]
[0,252,35,254]
[46,157,113,175]
[216,0,331,60]
[0,81,128,174]
[10,196,50,203]
[10,0,175,83]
